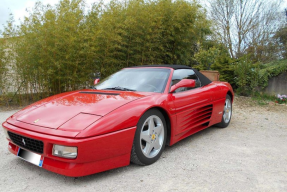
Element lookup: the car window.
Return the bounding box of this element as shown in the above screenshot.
[95,68,170,93]
[171,69,201,93]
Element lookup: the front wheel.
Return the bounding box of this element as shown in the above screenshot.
[216,94,232,128]
[131,109,167,165]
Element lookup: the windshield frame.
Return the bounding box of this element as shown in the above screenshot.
[94,67,171,93]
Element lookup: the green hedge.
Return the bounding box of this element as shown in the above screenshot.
[259,59,287,88]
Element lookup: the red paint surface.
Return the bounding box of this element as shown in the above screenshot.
[2,66,234,177]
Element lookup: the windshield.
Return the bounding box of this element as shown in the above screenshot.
[95,68,170,93]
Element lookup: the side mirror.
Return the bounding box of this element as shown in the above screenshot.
[94,78,100,85]
[170,79,196,93]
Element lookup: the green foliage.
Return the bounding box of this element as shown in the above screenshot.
[251,92,287,105]
[245,43,280,64]
[274,26,287,59]
[194,45,235,86]
[0,43,6,105]
[0,0,212,105]
[233,56,260,95]
[194,47,220,70]
[233,58,287,96]
[0,39,6,95]
[258,59,287,88]
[210,48,235,85]
[0,14,18,104]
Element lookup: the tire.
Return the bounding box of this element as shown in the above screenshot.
[131,109,167,165]
[216,94,232,128]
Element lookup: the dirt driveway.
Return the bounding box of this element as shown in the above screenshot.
[0,97,287,192]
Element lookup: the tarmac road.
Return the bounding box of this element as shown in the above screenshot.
[0,97,287,192]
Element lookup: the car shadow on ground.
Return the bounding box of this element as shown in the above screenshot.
[164,126,220,152]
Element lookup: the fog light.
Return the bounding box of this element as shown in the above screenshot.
[52,145,77,159]
[2,127,10,139]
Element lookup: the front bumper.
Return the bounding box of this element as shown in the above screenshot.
[2,121,136,177]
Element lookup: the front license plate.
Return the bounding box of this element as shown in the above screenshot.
[17,148,44,167]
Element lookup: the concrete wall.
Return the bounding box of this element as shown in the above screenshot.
[264,72,287,95]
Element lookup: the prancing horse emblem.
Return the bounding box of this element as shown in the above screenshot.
[22,138,26,145]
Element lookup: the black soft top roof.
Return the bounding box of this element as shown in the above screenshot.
[129,65,212,86]
[131,65,192,70]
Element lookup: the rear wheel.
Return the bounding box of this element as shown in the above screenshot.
[216,95,232,128]
[131,109,167,165]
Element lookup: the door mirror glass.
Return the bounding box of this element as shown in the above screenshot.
[94,78,100,85]
[170,79,196,93]
[90,71,101,85]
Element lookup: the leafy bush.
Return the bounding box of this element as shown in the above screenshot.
[233,58,287,96]
[0,39,6,96]
[258,59,287,88]
[194,46,236,86]
[233,56,260,95]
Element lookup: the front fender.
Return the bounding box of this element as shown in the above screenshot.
[76,94,173,138]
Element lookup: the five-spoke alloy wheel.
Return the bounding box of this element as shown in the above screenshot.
[140,115,165,158]
[131,109,167,165]
[223,97,232,124]
[217,94,232,128]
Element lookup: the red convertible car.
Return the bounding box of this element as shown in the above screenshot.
[2,65,233,177]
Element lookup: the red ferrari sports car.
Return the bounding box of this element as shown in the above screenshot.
[2,65,233,177]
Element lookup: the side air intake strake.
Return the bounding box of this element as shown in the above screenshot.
[185,104,213,128]
[177,104,213,139]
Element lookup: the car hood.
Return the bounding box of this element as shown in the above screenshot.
[14,90,149,129]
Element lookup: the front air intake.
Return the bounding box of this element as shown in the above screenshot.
[8,132,44,154]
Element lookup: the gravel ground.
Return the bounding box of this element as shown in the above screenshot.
[0,97,287,192]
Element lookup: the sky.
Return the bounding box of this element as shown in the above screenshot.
[1,0,287,32]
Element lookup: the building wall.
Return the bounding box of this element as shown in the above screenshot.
[264,72,287,95]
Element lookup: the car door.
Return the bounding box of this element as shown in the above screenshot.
[170,69,215,135]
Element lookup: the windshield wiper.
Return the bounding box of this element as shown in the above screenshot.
[104,86,136,91]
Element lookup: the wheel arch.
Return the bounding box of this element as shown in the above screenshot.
[227,90,233,102]
[145,106,172,146]
[218,81,234,102]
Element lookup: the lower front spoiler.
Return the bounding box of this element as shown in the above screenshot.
[9,142,130,177]
[43,152,130,177]
[5,126,136,177]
